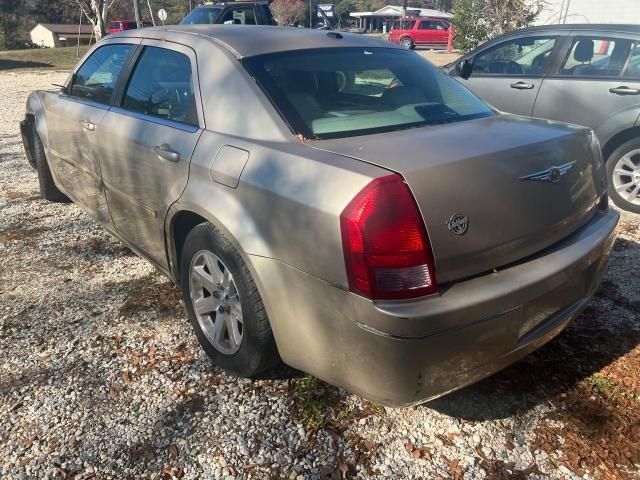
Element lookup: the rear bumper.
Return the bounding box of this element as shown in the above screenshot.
[252,208,619,407]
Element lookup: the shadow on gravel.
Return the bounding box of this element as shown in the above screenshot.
[0,59,52,70]
[425,238,640,422]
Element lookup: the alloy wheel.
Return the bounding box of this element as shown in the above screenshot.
[612,148,640,206]
[400,38,412,49]
[189,250,243,355]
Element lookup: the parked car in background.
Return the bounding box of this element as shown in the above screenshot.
[444,24,640,213]
[180,2,276,26]
[108,20,153,34]
[388,17,450,50]
[20,26,618,407]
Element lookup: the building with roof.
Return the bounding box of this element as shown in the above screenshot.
[349,6,451,33]
[30,24,94,48]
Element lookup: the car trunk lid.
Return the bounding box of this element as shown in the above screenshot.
[308,115,606,284]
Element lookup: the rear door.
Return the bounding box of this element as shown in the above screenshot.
[42,42,137,223]
[415,19,448,45]
[98,41,203,268]
[454,34,561,116]
[533,32,640,142]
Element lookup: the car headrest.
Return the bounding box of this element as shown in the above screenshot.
[574,40,594,63]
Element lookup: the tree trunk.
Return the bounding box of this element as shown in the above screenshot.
[133,0,142,28]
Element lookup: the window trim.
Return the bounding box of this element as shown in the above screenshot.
[114,39,205,129]
[66,42,139,106]
[554,34,638,80]
[462,34,561,79]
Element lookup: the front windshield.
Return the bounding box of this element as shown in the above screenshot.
[180,7,222,24]
[243,48,494,139]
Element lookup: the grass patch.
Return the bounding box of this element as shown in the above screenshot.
[0,46,91,71]
[588,373,616,395]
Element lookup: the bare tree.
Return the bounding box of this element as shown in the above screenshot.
[270,0,306,26]
[70,0,120,40]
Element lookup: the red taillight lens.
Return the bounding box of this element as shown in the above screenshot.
[340,174,437,300]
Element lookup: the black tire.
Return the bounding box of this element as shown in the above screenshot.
[32,128,69,203]
[180,223,279,377]
[400,37,415,50]
[606,137,640,214]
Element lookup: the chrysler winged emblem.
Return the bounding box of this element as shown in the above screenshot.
[519,161,576,184]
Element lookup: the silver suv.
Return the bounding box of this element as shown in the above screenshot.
[445,24,640,213]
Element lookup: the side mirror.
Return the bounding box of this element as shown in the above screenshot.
[458,58,473,80]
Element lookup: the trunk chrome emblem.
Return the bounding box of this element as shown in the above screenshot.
[447,214,469,235]
[520,161,576,184]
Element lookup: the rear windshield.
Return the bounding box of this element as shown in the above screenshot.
[180,7,223,24]
[243,48,494,139]
[393,20,415,30]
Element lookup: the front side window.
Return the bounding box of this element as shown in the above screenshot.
[179,7,222,24]
[623,44,640,78]
[71,44,134,104]
[561,36,635,77]
[244,48,493,139]
[122,46,198,126]
[221,8,257,24]
[473,36,557,75]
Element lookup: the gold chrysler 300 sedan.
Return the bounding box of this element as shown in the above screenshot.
[20,26,618,406]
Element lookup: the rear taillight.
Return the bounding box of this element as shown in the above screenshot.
[340,174,437,300]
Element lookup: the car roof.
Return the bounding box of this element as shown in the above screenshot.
[109,25,404,58]
[196,1,270,6]
[504,23,640,36]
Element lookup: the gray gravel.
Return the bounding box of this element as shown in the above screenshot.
[1,70,639,480]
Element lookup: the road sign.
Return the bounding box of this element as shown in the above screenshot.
[157,8,168,24]
[317,4,335,18]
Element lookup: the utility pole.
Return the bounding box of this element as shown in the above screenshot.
[402,0,408,18]
[133,0,142,28]
[309,0,313,28]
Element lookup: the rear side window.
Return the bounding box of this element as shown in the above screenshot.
[419,20,446,30]
[472,36,557,75]
[561,36,636,78]
[71,44,134,104]
[122,46,198,126]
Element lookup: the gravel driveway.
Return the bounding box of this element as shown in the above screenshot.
[1,70,639,480]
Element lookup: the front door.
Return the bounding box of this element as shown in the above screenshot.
[456,35,559,116]
[98,41,203,268]
[44,43,135,223]
[533,34,640,141]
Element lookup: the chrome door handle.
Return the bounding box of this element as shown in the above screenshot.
[609,86,640,95]
[81,120,95,131]
[510,82,535,90]
[152,144,180,162]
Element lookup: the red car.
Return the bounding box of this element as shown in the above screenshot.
[108,20,152,34]
[388,17,450,50]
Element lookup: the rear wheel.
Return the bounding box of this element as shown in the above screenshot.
[32,128,69,203]
[400,37,414,50]
[180,223,279,377]
[606,137,640,213]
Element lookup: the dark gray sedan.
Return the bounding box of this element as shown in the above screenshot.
[20,26,618,406]
[445,24,640,213]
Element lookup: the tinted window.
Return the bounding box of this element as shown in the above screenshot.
[623,44,640,78]
[473,37,556,75]
[180,7,222,24]
[122,47,198,126]
[561,37,634,77]
[220,8,257,24]
[71,44,134,104]
[244,48,493,139]
[419,20,445,30]
[393,20,415,30]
